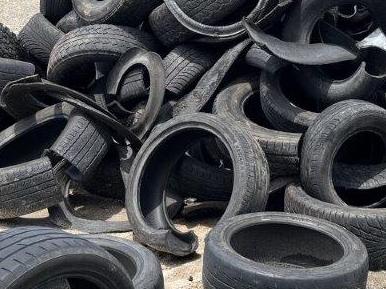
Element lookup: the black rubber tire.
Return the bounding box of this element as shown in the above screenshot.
[126,113,270,256]
[72,0,161,27]
[0,104,75,219]
[0,157,62,219]
[0,23,23,60]
[301,100,386,206]
[56,10,86,33]
[163,44,217,97]
[260,69,318,133]
[47,24,159,88]
[203,212,369,289]
[40,0,72,24]
[213,75,300,175]
[285,183,386,271]
[82,235,164,289]
[118,43,216,102]
[0,227,134,289]
[148,0,248,47]
[46,110,112,180]
[168,155,233,201]
[19,13,64,65]
[0,58,35,94]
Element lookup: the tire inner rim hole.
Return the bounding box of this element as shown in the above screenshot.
[333,131,386,207]
[68,278,101,289]
[242,92,273,129]
[280,67,321,112]
[140,130,234,231]
[335,131,385,165]
[230,223,344,268]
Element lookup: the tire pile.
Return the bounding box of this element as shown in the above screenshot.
[0,0,385,288]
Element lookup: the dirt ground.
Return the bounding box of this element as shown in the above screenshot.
[0,1,386,288]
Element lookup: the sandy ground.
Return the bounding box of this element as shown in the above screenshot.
[0,1,386,288]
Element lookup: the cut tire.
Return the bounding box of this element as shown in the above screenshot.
[0,104,74,218]
[126,113,270,256]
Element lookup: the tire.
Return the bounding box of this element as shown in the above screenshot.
[19,13,64,65]
[45,110,112,180]
[56,10,86,33]
[203,212,369,289]
[0,23,23,60]
[73,0,161,27]
[126,113,270,256]
[47,24,159,88]
[285,183,386,270]
[163,44,217,97]
[0,227,134,289]
[82,235,164,289]
[118,44,216,101]
[40,0,72,24]
[0,58,35,94]
[0,104,74,219]
[213,75,301,175]
[0,157,63,219]
[119,44,216,100]
[301,100,386,206]
[148,0,248,47]
[260,69,318,133]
